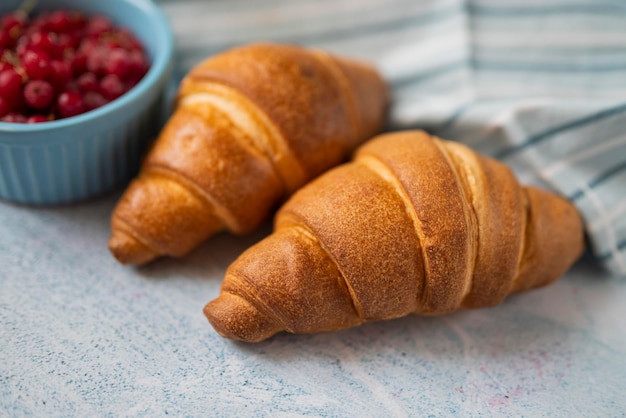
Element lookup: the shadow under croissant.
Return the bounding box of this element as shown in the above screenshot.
[223,256,608,357]
[227,308,579,363]
[133,221,274,282]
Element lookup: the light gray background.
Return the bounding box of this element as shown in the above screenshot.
[1,193,625,416]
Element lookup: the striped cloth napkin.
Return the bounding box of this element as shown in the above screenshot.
[156,0,626,276]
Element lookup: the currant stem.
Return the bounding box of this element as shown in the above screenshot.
[19,0,38,16]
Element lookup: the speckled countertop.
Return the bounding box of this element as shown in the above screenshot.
[1,194,625,417]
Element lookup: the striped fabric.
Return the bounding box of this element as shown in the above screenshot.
[155,0,626,276]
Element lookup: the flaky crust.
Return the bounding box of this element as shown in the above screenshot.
[109,43,388,265]
[204,131,585,342]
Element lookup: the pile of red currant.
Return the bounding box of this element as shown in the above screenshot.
[0,9,149,123]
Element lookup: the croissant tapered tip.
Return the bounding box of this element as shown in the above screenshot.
[108,229,158,266]
[204,292,282,343]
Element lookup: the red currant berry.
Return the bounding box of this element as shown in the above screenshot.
[27,114,48,123]
[86,47,107,76]
[86,15,113,37]
[24,79,55,110]
[69,11,87,31]
[27,31,56,54]
[84,91,108,111]
[70,52,87,76]
[0,68,23,102]
[0,30,14,49]
[49,60,72,90]
[46,11,74,34]
[100,74,124,100]
[1,112,27,123]
[56,34,76,57]
[1,19,24,48]
[27,114,49,123]
[22,49,51,80]
[15,42,33,59]
[105,49,130,80]
[78,38,97,54]
[1,12,26,30]
[128,50,149,79]
[0,95,10,117]
[56,90,85,118]
[0,61,13,73]
[77,72,98,92]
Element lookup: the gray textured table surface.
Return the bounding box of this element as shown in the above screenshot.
[1,193,626,417]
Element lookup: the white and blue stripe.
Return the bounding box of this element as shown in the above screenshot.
[155,0,626,276]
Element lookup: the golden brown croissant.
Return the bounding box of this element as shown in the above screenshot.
[108,42,388,265]
[204,130,585,342]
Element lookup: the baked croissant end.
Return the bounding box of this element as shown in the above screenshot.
[204,130,585,342]
[108,42,388,265]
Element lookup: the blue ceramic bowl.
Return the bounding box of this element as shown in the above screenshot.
[0,0,174,205]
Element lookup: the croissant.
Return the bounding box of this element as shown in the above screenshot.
[108,42,388,265]
[204,130,585,342]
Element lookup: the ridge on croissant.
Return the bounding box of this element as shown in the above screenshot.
[108,42,388,265]
[204,130,585,342]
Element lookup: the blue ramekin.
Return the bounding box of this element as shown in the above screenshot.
[0,0,174,205]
